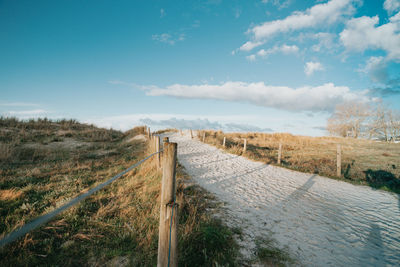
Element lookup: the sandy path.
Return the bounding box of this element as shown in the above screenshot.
[169,132,400,266]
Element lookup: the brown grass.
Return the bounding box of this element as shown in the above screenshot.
[0,119,241,266]
[0,189,24,201]
[198,130,400,193]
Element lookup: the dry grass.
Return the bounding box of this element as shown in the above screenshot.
[198,130,400,194]
[0,118,240,266]
[0,189,24,201]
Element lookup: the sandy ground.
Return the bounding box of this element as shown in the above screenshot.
[168,132,400,266]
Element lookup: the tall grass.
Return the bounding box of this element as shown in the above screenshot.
[0,118,242,266]
[198,130,400,194]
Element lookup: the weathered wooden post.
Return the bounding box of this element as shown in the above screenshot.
[157,141,178,267]
[148,127,151,138]
[180,130,183,136]
[190,129,193,139]
[222,137,226,147]
[337,144,341,177]
[243,139,247,153]
[202,132,206,142]
[155,136,161,169]
[149,136,154,153]
[278,143,282,164]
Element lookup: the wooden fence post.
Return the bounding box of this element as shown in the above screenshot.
[222,137,226,147]
[202,132,206,142]
[278,143,282,164]
[337,144,341,177]
[190,129,193,139]
[243,139,247,153]
[148,127,151,138]
[152,136,155,153]
[155,136,161,169]
[157,141,178,267]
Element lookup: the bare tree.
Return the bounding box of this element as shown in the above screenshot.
[387,109,400,142]
[327,101,370,138]
[369,102,389,141]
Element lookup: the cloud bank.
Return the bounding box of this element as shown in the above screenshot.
[84,114,274,133]
[139,118,273,132]
[140,81,371,112]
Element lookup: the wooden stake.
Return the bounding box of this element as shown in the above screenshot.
[157,142,178,267]
[278,143,282,164]
[150,136,154,153]
[223,137,226,147]
[337,144,341,177]
[243,139,247,153]
[202,132,206,142]
[190,129,193,139]
[155,136,161,169]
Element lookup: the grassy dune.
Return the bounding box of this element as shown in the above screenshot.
[0,119,242,266]
[198,130,400,194]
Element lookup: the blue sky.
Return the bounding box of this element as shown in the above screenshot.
[1,0,399,135]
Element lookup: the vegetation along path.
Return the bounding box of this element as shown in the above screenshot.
[168,132,400,266]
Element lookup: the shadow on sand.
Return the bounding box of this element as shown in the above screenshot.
[360,223,385,266]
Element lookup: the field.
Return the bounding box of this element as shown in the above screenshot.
[0,118,244,266]
[198,130,400,194]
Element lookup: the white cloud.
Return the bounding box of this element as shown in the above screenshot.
[139,81,371,112]
[340,14,400,60]
[256,44,299,59]
[304,61,324,76]
[384,0,400,14]
[311,32,336,52]
[140,118,272,132]
[152,33,185,45]
[83,113,275,132]
[239,41,264,51]
[2,109,48,119]
[0,102,39,107]
[242,0,355,51]
[261,0,292,10]
[5,109,47,116]
[280,44,299,54]
[246,54,256,61]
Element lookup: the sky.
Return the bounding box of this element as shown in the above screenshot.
[1,0,399,136]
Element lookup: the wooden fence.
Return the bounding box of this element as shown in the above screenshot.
[194,129,343,178]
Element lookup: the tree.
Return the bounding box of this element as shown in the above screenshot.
[327,101,370,138]
[388,110,400,141]
[369,102,400,142]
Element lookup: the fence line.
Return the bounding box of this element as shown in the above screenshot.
[198,132,343,177]
[0,150,162,248]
